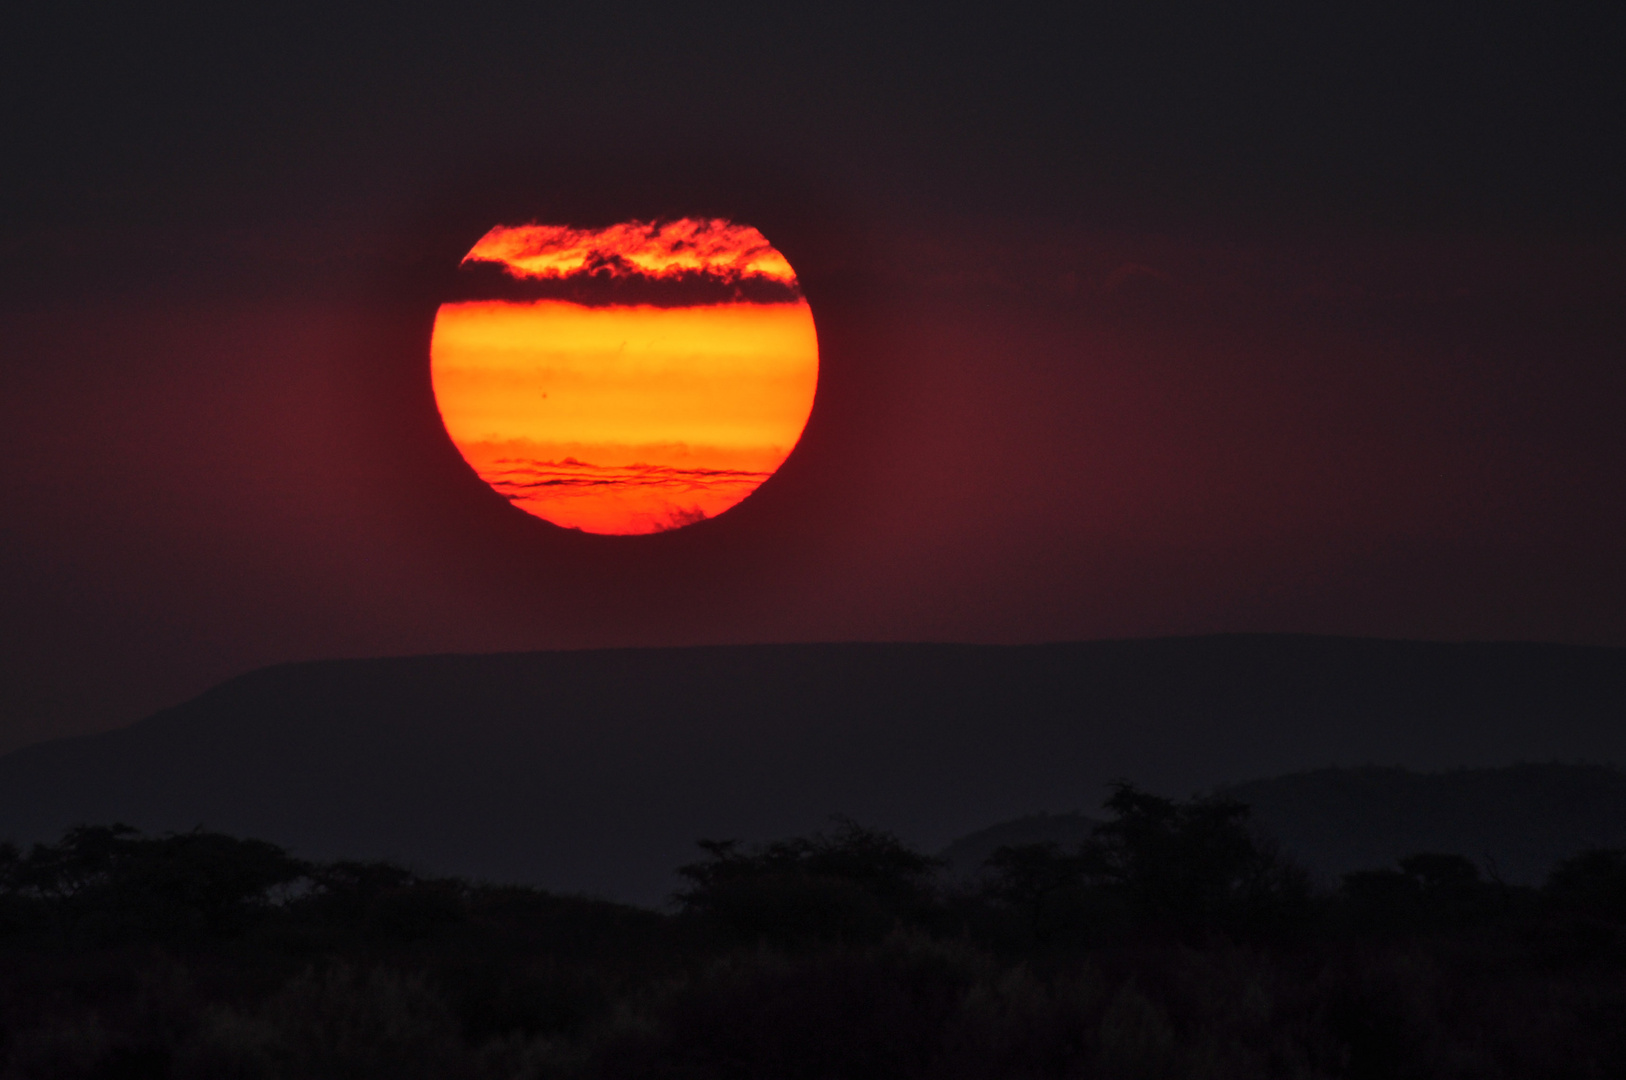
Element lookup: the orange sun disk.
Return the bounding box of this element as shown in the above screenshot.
[430,218,818,534]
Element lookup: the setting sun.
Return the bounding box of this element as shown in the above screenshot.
[430,218,818,534]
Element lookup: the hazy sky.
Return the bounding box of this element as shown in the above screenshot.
[2,3,1623,752]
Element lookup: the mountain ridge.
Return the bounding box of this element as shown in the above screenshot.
[2,635,1623,903]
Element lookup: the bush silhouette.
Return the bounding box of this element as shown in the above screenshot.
[983,842,1088,907]
[1340,852,1509,933]
[3,824,307,943]
[1546,848,1626,920]
[982,783,1311,941]
[676,817,941,946]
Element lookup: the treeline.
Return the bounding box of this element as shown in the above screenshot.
[1,786,1625,1078]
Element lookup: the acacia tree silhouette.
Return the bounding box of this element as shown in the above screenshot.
[0,824,309,942]
[983,783,1312,940]
[1546,848,1626,920]
[676,817,942,945]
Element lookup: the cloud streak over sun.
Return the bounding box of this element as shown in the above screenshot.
[432,218,817,535]
[464,218,798,285]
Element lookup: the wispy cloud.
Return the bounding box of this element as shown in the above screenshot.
[475,456,777,534]
[486,457,772,494]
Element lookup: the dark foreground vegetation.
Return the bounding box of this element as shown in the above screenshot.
[3,787,1625,1079]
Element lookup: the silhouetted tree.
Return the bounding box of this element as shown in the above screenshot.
[0,824,308,943]
[982,783,1311,940]
[1546,848,1626,921]
[1095,783,1307,930]
[1339,852,1514,934]
[983,842,1088,907]
[676,818,941,946]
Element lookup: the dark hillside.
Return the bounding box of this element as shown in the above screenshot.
[0,636,1622,904]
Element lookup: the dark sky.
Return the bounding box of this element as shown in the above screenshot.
[2,3,1623,753]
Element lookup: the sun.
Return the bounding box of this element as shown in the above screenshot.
[429,218,819,534]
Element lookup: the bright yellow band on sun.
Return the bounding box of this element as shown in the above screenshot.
[430,298,818,534]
